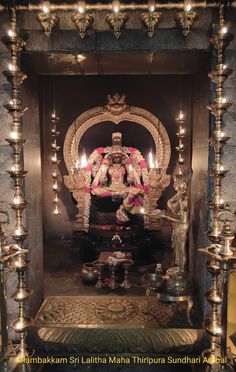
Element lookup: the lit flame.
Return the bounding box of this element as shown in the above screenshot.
[42,3,50,13]
[52,205,60,215]
[221,26,227,34]
[15,228,21,236]
[53,194,59,203]
[78,6,85,14]
[7,30,15,37]
[80,154,87,168]
[149,5,155,12]
[179,110,184,120]
[185,4,192,12]
[113,5,120,13]
[149,151,155,169]
[13,196,22,205]
[52,181,58,191]
[8,63,14,71]
[51,154,57,163]
[10,131,20,140]
[140,207,145,214]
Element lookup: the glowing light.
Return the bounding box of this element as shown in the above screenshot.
[42,4,50,13]
[140,207,145,214]
[52,140,57,149]
[179,143,184,149]
[51,111,56,119]
[222,97,227,104]
[80,154,87,168]
[10,131,20,140]
[220,198,224,205]
[7,30,15,37]
[220,165,224,171]
[52,205,61,215]
[179,110,184,120]
[51,154,57,163]
[185,4,192,12]
[113,5,120,13]
[78,6,85,14]
[149,5,155,12]
[52,181,58,191]
[15,228,21,236]
[52,170,57,178]
[53,194,59,203]
[75,54,86,63]
[9,100,14,105]
[221,26,227,34]
[223,64,227,69]
[8,63,14,71]
[220,132,225,138]
[149,151,155,169]
[13,196,22,205]
[180,128,185,134]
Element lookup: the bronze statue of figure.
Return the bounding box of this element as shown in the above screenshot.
[152,169,192,271]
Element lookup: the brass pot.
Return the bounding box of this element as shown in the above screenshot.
[80,262,98,284]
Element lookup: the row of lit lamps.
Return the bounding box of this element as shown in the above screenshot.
[37,0,197,39]
[199,3,236,368]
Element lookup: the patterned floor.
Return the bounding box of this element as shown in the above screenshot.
[34,295,189,328]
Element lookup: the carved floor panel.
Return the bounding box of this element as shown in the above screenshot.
[31,296,205,354]
[34,295,189,328]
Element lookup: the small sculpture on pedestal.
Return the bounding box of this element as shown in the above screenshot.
[152,169,192,272]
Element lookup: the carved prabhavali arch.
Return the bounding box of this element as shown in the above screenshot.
[63,94,171,231]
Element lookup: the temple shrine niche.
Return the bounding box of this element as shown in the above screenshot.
[1,1,236,368]
[64,94,171,234]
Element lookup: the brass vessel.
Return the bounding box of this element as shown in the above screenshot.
[80,262,99,284]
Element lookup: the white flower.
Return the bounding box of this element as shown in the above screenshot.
[111,234,122,243]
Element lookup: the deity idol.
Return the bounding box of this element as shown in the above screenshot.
[91,132,144,222]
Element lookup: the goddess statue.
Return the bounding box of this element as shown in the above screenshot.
[152,169,192,271]
[91,132,144,222]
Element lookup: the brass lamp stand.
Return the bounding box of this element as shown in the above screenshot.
[199,3,236,371]
[1,3,32,370]
[0,219,29,371]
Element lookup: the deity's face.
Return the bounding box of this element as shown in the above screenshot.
[112,136,122,146]
[111,153,123,164]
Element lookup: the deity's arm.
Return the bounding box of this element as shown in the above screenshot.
[92,163,108,186]
[125,163,141,185]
